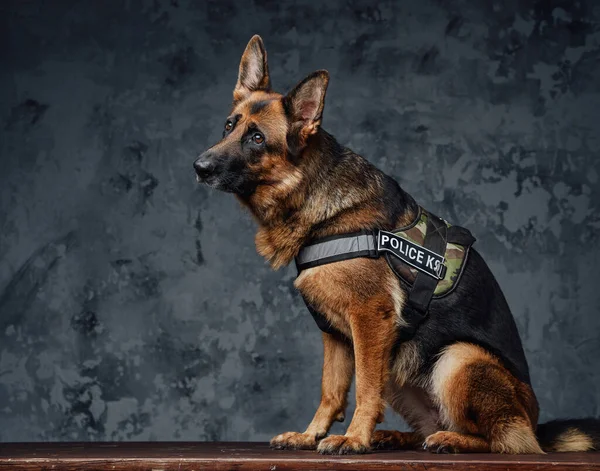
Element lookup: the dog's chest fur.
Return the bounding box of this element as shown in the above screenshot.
[294,257,407,339]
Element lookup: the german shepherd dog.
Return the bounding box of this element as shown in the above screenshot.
[194,35,599,454]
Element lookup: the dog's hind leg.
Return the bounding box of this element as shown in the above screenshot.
[374,383,441,450]
[426,342,543,454]
[270,332,354,450]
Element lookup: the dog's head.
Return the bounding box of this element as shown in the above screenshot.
[194,35,329,197]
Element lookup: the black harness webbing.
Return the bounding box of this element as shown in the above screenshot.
[400,213,447,340]
[295,211,475,341]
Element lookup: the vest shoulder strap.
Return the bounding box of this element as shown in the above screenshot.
[399,212,448,340]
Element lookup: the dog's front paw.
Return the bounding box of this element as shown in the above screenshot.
[270,431,320,450]
[317,434,370,455]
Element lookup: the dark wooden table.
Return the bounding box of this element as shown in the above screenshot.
[1,442,599,470]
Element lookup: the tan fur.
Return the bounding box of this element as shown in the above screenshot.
[390,341,421,387]
[293,257,403,453]
[385,275,408,328]
[329,299,395,451]
[384,384,439,438]
[424,431,491,453]
[234,95,288,139]
[430,342,498,431]
[491,417,544,454]
[271,333,353,450]
[295,258,403,338]
[428,342,543,454]
[549,428,595,452]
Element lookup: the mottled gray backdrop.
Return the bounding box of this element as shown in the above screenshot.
[1,0,599,442]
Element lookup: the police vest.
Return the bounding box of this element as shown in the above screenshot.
[295,207,476,340]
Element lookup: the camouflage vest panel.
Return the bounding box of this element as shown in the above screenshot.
[385,207,471,297]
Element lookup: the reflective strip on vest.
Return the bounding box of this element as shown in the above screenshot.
[296,232,376,270]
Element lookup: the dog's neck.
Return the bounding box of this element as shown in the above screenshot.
[242,129,418,269]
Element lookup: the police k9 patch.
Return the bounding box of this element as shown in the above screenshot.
[378,230,446,280]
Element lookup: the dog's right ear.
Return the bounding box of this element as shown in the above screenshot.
[233,35,271,104]
[283,70,329,153]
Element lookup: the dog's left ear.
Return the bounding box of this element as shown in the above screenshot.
[234,35,271,104]
[284,70,329,146]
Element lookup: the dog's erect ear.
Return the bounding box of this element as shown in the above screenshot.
[234,35,271,104]
[284,70,329,140]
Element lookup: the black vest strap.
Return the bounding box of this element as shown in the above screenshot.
[302,298,350,342]
[399,212,448,340]
[303,299,338,336]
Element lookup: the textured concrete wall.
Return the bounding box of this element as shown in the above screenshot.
[1,0,599,442]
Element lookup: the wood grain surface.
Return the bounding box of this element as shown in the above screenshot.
[1,441,599,470]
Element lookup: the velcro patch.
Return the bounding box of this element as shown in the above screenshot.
[378,230,446,280]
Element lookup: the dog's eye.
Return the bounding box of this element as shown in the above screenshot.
[252,132,264,144]
[224,121,233,132]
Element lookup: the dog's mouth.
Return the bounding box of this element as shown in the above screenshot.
[195,173,218,188]
[195,172,240,194]
[194,167,219,187]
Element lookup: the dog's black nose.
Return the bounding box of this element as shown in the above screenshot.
[194,158,215,179]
